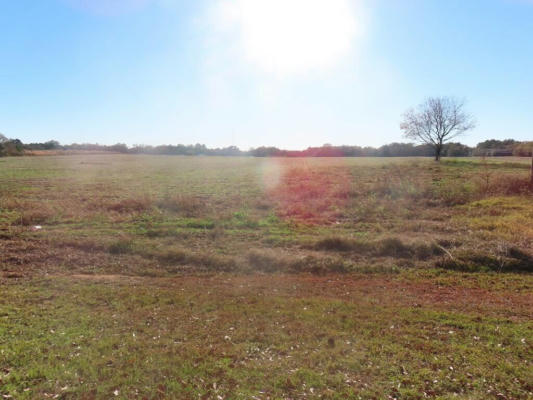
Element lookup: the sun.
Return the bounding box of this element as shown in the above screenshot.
[217,0,361,76]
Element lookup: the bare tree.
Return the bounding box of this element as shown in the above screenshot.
[400,97,476,161]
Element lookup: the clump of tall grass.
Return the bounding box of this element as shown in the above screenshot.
[437,246,533,273]
[108,239,135,255]
[1,198,56,225]
[313,237,370,252]
[486,175,532,195]
[312,236,443,260]
[245,249,354,274]
[156,194,206,217]
[108,196,153,213]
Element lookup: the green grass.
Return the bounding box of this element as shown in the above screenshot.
[1,276,531,399]
[1,154,532,398]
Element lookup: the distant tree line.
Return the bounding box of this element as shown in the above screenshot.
[0,133,24,157]
[0,135,531,158]
[249,142,473,157]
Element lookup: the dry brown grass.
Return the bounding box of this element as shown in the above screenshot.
[312,236,444,261]
[0,198,56,225]
[107,196,153,213]
[2,156,533,399]
[0,155,532,278]
[487,174,532,195]
[156,194,206,216]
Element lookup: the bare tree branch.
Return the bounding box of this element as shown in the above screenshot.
[400,97,476,161]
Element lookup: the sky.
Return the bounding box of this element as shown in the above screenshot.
[0,0,532,150]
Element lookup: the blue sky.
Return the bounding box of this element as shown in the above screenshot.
[0,0,532,149]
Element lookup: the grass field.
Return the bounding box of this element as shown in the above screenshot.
[1,155,532,399]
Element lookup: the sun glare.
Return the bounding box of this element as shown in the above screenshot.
[219,0,360,76]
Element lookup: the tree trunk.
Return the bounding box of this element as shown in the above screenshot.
[434,144,442,161]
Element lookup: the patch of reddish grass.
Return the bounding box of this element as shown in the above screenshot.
[268,163,352,224]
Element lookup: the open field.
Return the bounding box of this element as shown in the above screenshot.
[1,155,532,399]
